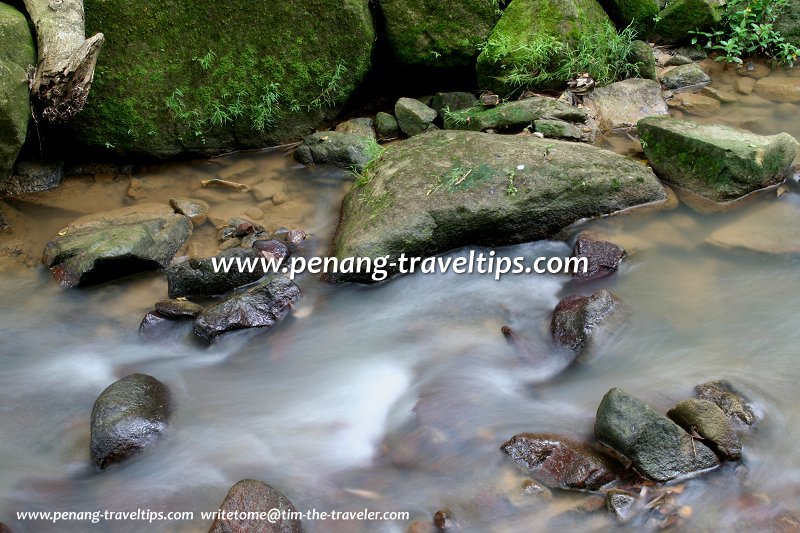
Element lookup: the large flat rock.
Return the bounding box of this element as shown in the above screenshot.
[332,130,666,283]
[707,197,800,254]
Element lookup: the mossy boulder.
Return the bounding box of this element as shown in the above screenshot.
[379,0,502,68]
[637,116,799,202]
[476,0,612,94]
[651,0,722,44]
[599,0,659,37]
[630,40,656,80]
[667,398,742,460]
[71,0,375,157]
[0,3,35,184]
[442,96,588,131]
[331,130,666,283]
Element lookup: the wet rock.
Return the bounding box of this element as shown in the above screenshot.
[442,97,588,132]
[652,0,720,44]
[431,92,478,118]
[665,54,693,66]
[501,433,620,491]
[375,112,400,141]
[167,247,265,298]
[584,78,668,132]
[571,233,626,282]
[335,117,375,138]
[293,131,375,171]
[169,197,209,225]
[677,46,707,61]
[606,488,637,522]
[209,479,303,533]
[637,116,799,202]
[667,399,742,460]
[533,119,584,141]
[630,41,657,80]
[90,374,171,469]
[1,160,64,196]
[138,311,176,340]
[251,182,285,203]
[700,86,738,103]
[252,239,290,264]
[754,76,800,103]
[736,61,772,79]
[332,131,665,283]
[42,204,192,288]
[594,388,719,481]
[244,207,264,220]
[706,198,800,254]
[433,509,455,530]
[659,64,711,90]
[551,289,621,351]
[194,276,301,341]
[395,98,437,137]
[667,93,721,117]
[734,77,757,95]
[155,299,204,318]
[695,380,757,425]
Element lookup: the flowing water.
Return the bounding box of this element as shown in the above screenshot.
[2,67,800,532]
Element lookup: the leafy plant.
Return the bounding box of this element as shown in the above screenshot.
[506,170,518,196]
[691,0,800,66]
[351,137,386,187]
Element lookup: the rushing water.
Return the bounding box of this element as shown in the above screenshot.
[2,74,800,532]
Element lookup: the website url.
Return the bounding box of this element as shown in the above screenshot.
[214,250,588,282]
[16,510,193,524]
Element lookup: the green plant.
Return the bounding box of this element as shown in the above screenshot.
[351,137,386,187]
[427,163,497,194]
[691,0,800,66]
[506,170,518,196]
[441,106,469,128]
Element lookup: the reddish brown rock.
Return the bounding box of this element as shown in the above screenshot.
[571,233,626,282]
[209,479,303,533]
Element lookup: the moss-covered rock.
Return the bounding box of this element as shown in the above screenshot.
[379,0,502,67]
[776,0,800,48]
[637,116,799,202]
[651,0,721,44]
[475,0,612,94]
[0,3,35,184]
[331,130,666,283]
[599,0,659,37]
[630,40,656,80]
[70,0,375,157]
[442,96,588,131]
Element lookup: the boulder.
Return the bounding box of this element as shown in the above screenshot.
[652,0,721,44]
[293,131,375,171]
[334,117,375,138]
[194,276,301,341]
[395,98,437,137]
[379,0,501,68]
[476,0,612,93]
[167,247,266,298]
[170,197,209,225]
[533,119,585,141]
[695,380,757,425]
[0,160,64,196]
[599,0,659,36]
[570,233,626,282]
[70,0,375,157]
[442,96,588,132]
[42,204,192,288]
[331,130,666,283]
[753,76,800,103]
[431,92,478,118]
[584,78,668,132]
[637,116,799,202]
[629,41,657,80]
[0,3,35,184]
[501,433,620,490]
[551,289,621,351]
[209,479,303,533]
[667,92,721,117]
[667,398,742,460]
[594,388,719,481]
[90,374,171,469]
[375,112,400,141]
[659,63,711,90]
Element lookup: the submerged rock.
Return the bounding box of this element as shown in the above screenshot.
[90,374,171,469]
[551,289,621,351]
[659,63,711,90]
[194,276,301,341]
[209,479,303,533]
[594,388,719,481]
[584,78,667,132]
[706,198,800,254]
[294,131,375,171]
[332,130,665,283]
[167,247,265,298]
[695,380,758,425]
[501,433,620,491]
[42,204,192,288]
[667,92,721,117]
[570,233,626,282]
[169,197,209,225]
[442,97,588,132]
[637,116,799,202]
[667,398,742,460]
[395,98,437,137]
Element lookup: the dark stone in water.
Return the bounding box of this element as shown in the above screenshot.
[167,247,265,298]
[138,311,174,340]
[551,289,620,352]
[606,488,637,522]
[0,522,12,533]
[433,508,455,530]
[90,374,171,469]
[594,388,719,482]
[209,479,303,533]
[571,232,626,282]
[154,299,204,318]
[194,276,301,342]
[252,239,289,264]
[501,433,620,491]
[667,398,742,460]
[695,380,758,426]
[1,159,63,196]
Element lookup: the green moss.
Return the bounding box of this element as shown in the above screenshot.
[73,0,374,157]
[652,0,721,43]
